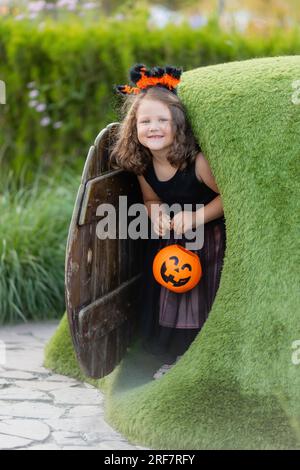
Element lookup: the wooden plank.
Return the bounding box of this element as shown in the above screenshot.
[78,170,140,226]
[76,275,141,378]
[78,274,141,338]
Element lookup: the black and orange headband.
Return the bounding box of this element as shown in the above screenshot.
[114,63,183,96]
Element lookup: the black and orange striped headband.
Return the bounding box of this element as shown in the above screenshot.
[114,63,183,96]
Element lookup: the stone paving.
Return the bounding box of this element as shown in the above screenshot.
[0,321,147,450]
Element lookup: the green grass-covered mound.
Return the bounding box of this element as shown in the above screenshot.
[45,56,300,449]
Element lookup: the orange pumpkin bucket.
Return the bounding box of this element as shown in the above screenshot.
[153,244,202,293]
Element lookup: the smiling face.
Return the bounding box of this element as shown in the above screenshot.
[136,98,175,160]
[153,244,202,293]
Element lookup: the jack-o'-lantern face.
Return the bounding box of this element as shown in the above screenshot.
[161,256,192,287]
[153,244,202,293]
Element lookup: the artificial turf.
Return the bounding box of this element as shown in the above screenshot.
[45,55,300,449]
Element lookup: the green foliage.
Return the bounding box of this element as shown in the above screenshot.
[0,17,300,184]
[0,169,80,324]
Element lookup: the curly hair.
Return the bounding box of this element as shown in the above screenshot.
[109,86,201,175]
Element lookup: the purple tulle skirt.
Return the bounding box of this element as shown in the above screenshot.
[139,218,226,362]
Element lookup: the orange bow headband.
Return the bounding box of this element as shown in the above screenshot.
[114,63,183,95]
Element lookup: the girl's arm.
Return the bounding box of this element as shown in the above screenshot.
[198,194,223,224]
[195,153,224,224]
[137,175,166,223]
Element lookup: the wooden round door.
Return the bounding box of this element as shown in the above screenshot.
[65,123,144,378]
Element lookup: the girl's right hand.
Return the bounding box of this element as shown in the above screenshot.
[153,212,172,237]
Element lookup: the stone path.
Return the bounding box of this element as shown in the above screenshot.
[0,321,146,450]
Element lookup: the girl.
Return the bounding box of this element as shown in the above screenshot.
[110,64,226,379]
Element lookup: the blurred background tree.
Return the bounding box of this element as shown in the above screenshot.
[1,0,300,27]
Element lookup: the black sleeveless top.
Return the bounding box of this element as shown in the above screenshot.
[143,158,225,225]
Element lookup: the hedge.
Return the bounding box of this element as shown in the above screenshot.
[0,16,300,183]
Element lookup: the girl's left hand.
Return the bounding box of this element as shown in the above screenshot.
[171,211,197,236]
